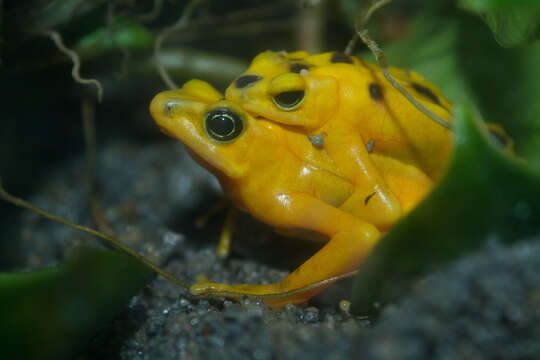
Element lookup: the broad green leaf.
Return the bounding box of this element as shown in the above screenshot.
[0,248,154,360]
[351,105,540,314]
[459,0,540,47]
[458,0,540,12]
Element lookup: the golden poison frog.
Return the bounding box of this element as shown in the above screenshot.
[150,51,511,308]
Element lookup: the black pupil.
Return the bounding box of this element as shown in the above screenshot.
[205,109,243,141]
[274,90,304,108]
[209,114,234,136]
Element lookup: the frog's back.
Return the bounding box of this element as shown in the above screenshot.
[296,51,453,180]
[228,50,454,180]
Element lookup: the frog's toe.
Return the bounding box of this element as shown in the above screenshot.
[190,282,231,295]
[190,283,208,295]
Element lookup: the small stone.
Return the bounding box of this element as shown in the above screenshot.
[253,348,271,360]
[304,307,320,323]
[179,298,191,307]
[366,139,375,153]
[308,134,324,148]
[197,300,210,311]
[246,306,264,318]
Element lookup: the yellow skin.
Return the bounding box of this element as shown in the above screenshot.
[226,51,454,223]
[150,51,509,308]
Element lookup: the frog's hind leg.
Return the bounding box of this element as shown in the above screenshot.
[190,193,380,308]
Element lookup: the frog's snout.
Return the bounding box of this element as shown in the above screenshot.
[150,90,201,137]
[150,91,174,123]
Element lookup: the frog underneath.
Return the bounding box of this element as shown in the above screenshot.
[150,51,510,308]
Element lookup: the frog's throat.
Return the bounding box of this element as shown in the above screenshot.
[162,118,244,180]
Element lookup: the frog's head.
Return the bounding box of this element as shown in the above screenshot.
[150,79,268,180]
[225,51,339,132]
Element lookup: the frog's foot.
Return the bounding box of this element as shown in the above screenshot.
[190,281,235,296]
[190,280,324,308]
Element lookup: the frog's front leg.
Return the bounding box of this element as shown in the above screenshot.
[324,126,402,229]
[190,193,380,308]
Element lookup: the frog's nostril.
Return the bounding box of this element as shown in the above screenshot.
[150,94,172,122]
[165,101,177,117]
[235,75,262,89]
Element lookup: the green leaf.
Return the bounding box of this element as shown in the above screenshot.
[458,0,539,12]
[459,0,540,47]
[351,105,540,314]
[76,22,154,53]
[0,248,154,360]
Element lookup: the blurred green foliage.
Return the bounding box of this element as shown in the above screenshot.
[0,248,153,360]
[350,0,540,313]
[76,22,154,52]
[352,106,540,313]
[459,0,540,47]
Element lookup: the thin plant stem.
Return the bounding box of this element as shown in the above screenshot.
[0,178,191,289]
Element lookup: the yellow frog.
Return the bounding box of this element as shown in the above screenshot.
[226,51,455,222]
[150,51,508,308]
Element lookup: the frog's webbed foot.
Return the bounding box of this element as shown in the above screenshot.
[190,281,315,308]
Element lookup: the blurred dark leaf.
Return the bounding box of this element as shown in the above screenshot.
[351,105,540,314]
[459,0,540,47]
[0,248,153,360]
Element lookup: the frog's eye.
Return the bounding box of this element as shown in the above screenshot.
[204,108,244,142]
[272,90,305,111]
[268,72,306,111]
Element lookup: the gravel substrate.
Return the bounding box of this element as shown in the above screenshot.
[5,140,540,360]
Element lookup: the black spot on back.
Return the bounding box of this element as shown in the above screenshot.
[235,75,262,89]
[369,83,383,102]
[289,63,310,73]
[330,52,353,64]
[489,129,508,147]
[411,83,440,105]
